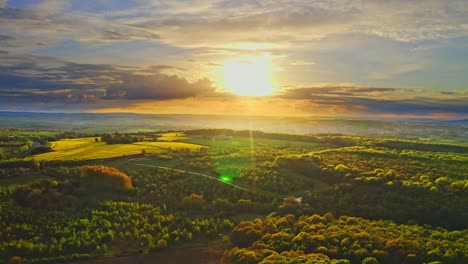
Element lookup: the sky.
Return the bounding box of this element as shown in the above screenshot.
[0,0,467,118]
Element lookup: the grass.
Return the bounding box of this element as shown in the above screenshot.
[27,137,203,161]
[185,135,319,148]
[157,132,191,142]
[214,157,254,180]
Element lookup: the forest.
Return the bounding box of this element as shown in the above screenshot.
[0,128,466,263]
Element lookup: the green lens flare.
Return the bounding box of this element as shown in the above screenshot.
[220,175,233,182]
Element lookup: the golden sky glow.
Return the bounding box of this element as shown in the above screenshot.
[0,1,467,117]
[219,55,278,96]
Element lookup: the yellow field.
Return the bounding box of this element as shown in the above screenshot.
[157,132,191,142]
[28,137,202,161]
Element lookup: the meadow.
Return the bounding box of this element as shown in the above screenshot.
[156,132,191,142]
[185,135,321,148]
[27,137,203,161]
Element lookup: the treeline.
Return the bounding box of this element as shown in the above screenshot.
[0,141,32,160]
[187,129,468,154]
[372,139,468,154]
[225,213,467,264]
[185,129,356,147]
[100,133,144,144]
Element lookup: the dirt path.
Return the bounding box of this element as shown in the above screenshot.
[134,163,250,191]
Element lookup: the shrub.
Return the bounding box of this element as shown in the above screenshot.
[80,165,132,191]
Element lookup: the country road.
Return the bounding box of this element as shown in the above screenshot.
[134,163,250,191]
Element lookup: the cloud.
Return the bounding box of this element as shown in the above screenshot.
[105,74,218,100]
[0,52,230,105]
[0,0,6,9]
[24,0,70,18]
[130,0,468,48]
[278,86,398,99]
[0,3,160,53]
[1,0,467,54]
[277,86,468,116]
[0,34,14,41]
[368,63,425,80]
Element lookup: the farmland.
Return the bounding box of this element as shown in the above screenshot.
[27,137,203,161]
[157,132,191,142]
[0,126,467,264]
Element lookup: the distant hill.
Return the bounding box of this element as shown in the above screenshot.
[0,111,466,142]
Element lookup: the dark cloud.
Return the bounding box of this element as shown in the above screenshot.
[352,87,397,93]
[148,65,187,72]
[278,86,468,116]
[342,97,468,115]
[279,86,399,99]
[278,86,397,100]
[0,53,225,104]
[0,53,123,91]
[0,73,80,90]
[105,74,217,100]
[0,34,15,41]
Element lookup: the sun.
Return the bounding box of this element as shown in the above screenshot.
[221,55,277,96]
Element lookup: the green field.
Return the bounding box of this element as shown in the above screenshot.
[185,135,320,148]
[27,137,203,161]
[15,130,59,136]
[157,132,191,142]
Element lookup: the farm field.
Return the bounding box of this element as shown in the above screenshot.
[157,132,191,142]
[0,127,467,264]
[27,137,203,161]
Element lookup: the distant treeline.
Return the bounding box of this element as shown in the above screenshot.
[185,129,355,147]
[186,129,468,153]
[100,133,144,144]
[372,139,468,154]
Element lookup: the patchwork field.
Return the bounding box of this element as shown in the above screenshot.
[27,137,203,161]
[157,132,191,142]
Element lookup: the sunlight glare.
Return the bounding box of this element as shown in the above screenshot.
[221,55,277,96]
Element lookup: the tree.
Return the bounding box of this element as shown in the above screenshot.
[362,257,379,264]
[180,193,206,210]
[80,165,132,191]
[156,239,167,249]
